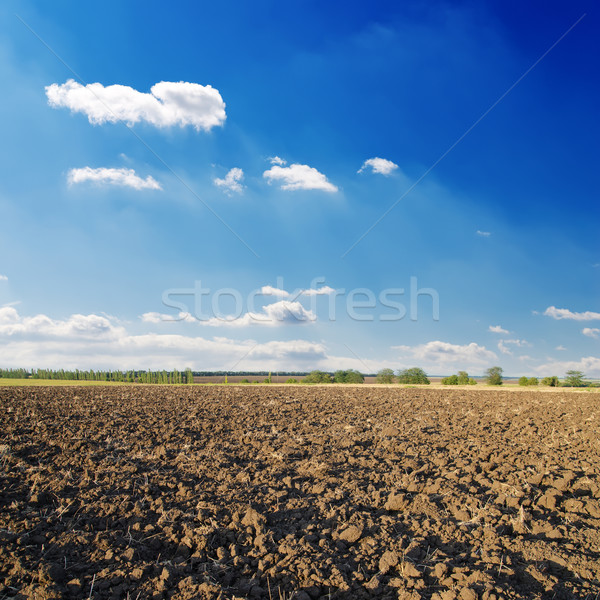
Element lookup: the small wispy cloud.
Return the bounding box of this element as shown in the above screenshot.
[68,167,162,190]
[0,275,7,282]
[544,306,600,321]
[476,230,491,237]
[263,163,338,192]
[213,167,244,194]
[497,338,529,355]
[141,311,196,324]
[555,345,567,351]
[260,285,290,298]
[268,156,287,166]
[300,285,335,296]
[489,325,509,334]
[358,157,398,176]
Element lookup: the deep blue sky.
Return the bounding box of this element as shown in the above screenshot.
[0,0,598,375]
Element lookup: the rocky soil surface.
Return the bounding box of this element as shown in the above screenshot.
[0,386,599,599]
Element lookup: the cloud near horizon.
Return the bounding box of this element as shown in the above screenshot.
[392,340,497,372]
[46,79,226,131]
[263,163,338,192]
[0,306,331,371]
[68,167,162,190]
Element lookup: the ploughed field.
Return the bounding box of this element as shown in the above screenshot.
[0,387,599,600]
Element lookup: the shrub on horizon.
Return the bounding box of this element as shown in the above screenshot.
[333,369,364,384]
[397,367,430,385]
[376,368,395,384]
[485,366,503,386]
[303,370,333,384]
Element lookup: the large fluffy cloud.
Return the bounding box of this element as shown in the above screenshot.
[46,79,226,131]
[263,163,338,192]
[68,167,162,190]
[0,306,123,340]
[358,157,398,176]
[543,306,600,321]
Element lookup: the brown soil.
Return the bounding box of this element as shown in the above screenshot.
[0,386,598,600]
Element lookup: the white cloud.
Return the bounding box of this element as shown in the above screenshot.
[497,339,529,355]
[0,275,7,281]
[300,286,336,296]
[260,285,335,297]
[0,306,330,371]
[46,79,226,131]
[200,300,315,328]
[268,156,287,166]
[392,340,497,372]
[68,167,162,190]
[476,230,491,237]
[544,306,600,321]
[583,328,600,339]
[260,285,290,298]
[488,325,509,334]
[555,345,567,351]
[0,306,123,340]
[358,157,398,176]
[140,311,196,324]
[213,168,244,194]
[263,163,338,192]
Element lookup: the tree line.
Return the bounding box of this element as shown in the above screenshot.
[0,368,194,384]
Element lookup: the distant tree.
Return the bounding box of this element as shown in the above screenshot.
[528,377,539,386]
[468,378,477,385]
[185,369,194,384]
[564,370,586,387]
[518,376,529,386]
[397,367,430,385]
[442,374,459,385]
[303,370,332,384]
[376,368,395,384]
[333,369,364,384]
[541,375,559,387]
[285,378,298,384]
[457,371,470,385]
[240,378,250,384]
[485,366,503,386]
